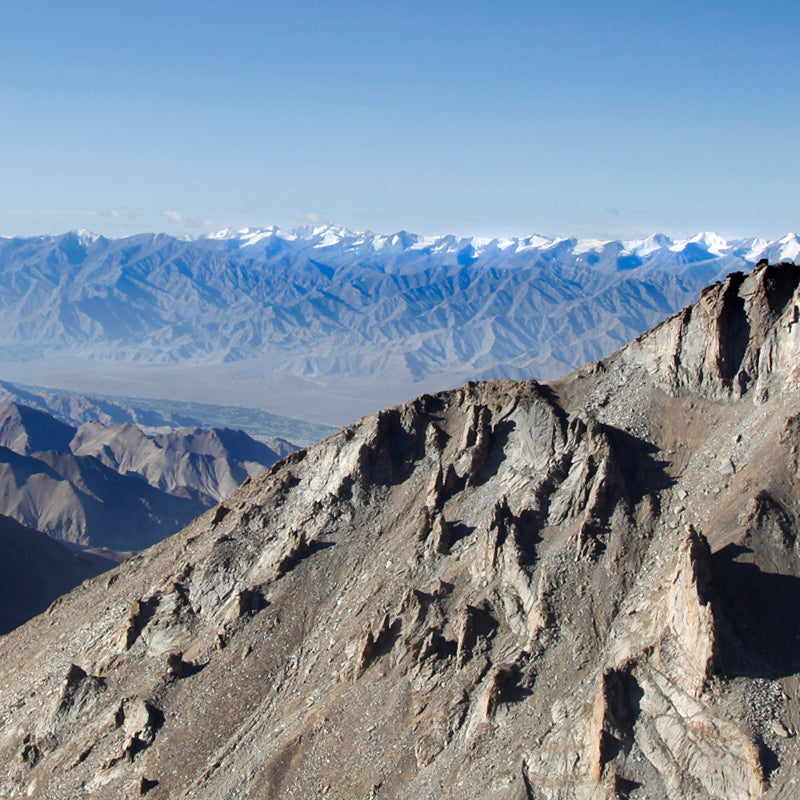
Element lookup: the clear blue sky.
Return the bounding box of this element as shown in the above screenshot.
[2,0,798,241]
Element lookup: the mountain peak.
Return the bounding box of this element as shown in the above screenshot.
[190,224,800,266]
[604,260,800,403]
[71,229,101,245]
[0,227,798,425]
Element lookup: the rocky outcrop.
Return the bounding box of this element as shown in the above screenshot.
[529,525,765,800]
[2,263,800,799]
[617,261,800,401]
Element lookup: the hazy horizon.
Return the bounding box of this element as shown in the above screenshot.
[2,0,798,242]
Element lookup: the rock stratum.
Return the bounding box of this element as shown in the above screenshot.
[2,261,800,799]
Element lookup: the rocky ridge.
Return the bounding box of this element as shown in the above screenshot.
[1,262,800,798]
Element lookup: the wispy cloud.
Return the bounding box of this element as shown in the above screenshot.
[100,207,141,220]
[293,211,322,224]
[164,211,215,229]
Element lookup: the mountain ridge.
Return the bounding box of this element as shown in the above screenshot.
[0,380,336,446]
[19,224,798,265]
[0,401,297,549]
[2,261,800,798]
[2,226,796,424]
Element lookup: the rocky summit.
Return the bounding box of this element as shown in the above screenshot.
[2,261,800,799]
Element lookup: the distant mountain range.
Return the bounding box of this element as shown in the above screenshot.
[0,401,295,550]
[4,260,800,797]
[0,226,797,423]
[0,380,335,446]
[0,399,298,633]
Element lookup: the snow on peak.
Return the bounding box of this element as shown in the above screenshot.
[515,234,555,252]
[312,225,349,248]
[410,234,445,251]
[775,232,800,262]
[669,231,731,255]
[74,229,100,245]
[573,237,613,255]
[689,231,731,255]
[237,227,285,246]
[190,225,800,267]
[624,233,673,256]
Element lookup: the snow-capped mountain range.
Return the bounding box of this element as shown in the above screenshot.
[0,225,796,424]
[204,224,800,265]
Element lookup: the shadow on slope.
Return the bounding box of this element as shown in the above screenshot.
[0,515,117,635]
[712,543,800,679]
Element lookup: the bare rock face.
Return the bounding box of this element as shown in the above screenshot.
[616,260,800,401]
[531,524,765,800]
[2,262,800,799]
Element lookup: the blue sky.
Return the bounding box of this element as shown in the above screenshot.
[2,0,798,240]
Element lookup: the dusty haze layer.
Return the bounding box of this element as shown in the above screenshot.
[1,262,800,799]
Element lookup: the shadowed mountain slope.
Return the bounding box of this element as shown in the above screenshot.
[0,444,203,550]
[0,403,76,455]
[0,514,118,635]
[2,262,800,799]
